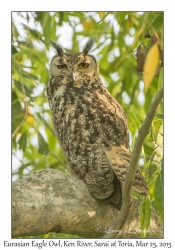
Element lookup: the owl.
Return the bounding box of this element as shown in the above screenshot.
[47,39,148,210]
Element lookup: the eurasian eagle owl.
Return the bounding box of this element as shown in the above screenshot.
[46,38,148,209]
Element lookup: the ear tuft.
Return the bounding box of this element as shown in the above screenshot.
[50,40,64,56]
[83,38,94,55]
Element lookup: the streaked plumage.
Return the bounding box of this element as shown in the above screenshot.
[47,39,148,210]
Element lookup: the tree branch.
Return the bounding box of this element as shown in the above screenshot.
[102,87,163,238]
[12,169,163,238]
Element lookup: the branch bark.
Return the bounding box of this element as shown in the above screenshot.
[12,169,163,238]
[102,87,163,238]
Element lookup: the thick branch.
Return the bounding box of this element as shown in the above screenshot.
[12,169,163,238]
[103,87,163,238]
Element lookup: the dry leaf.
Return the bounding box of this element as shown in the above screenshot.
[143,43,159,92]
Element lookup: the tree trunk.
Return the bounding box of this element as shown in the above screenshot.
[12,169,163,238]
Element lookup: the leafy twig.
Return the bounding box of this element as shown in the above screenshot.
[12,67,28,139]
[114,15,148,70]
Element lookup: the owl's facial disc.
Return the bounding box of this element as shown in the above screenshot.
[50,54,98,81]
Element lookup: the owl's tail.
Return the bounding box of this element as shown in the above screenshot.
[104,145,149,197]
[107,174,122,210]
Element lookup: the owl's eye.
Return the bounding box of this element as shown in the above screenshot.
[78,63,89,69]
[57,64,67,69]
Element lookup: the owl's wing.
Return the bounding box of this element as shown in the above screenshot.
[104,145,149,195]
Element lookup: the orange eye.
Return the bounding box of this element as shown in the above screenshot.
[78,63,89,69]
[57,64,67,69]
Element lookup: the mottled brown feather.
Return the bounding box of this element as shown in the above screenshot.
[47,41,148,210]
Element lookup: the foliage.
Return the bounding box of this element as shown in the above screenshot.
[12,11,163,238]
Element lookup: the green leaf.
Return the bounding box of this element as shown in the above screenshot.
[152,13,163,31]
[156,123,163,159]
[12,91,20,107]
[14,80,33,96]
[18,132,27,152]
[21,70,39,80]
[12,22,20,38]
[12,45,18,54]
[154,167,163,220]
[59,12,64,26]
[41,13,52,47]
[38,132,50,155]
[155,114,163,120]
[140,196,151,238]
[115,12,130,24]
[158,68,163,90]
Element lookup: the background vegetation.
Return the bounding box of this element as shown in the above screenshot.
[12,11,163,238]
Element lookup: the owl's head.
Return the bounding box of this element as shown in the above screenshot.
[49,39,99,81]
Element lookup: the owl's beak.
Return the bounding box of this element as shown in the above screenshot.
[70,71,78,82]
